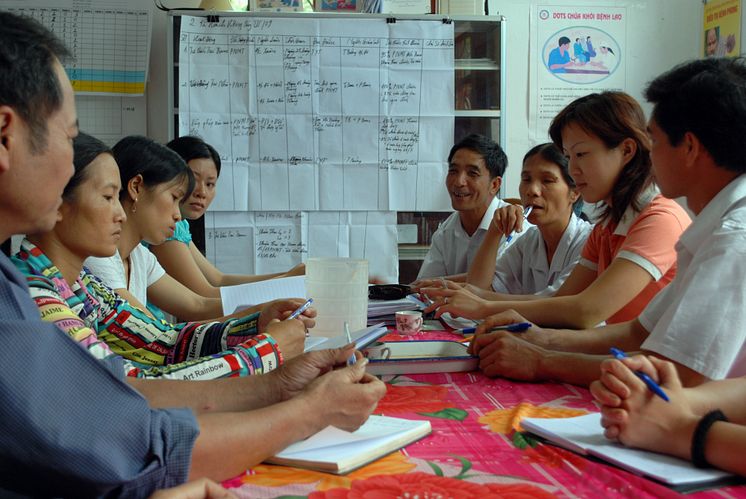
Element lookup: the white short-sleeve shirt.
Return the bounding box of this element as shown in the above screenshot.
[640,174,746,379]
[417,197,526,279]
[491,212,593,296]
[85,244,166,306]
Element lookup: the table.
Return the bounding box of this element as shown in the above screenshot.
[222,330,746,498]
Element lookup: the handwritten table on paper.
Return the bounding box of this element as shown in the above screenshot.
[221,330,746,498]
[178,16,455,212]
[4,0,152,95]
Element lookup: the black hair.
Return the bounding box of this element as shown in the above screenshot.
[558,36,571,46]
[65,132,112,201]
[112,135,195,201]
[645,57,746,174]
[523,143,584,214]
[0,12,71,152]
[548,91,652,225]
[166,136,222,176]
[448,133,507,179]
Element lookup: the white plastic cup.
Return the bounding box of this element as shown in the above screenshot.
[305,258,368,336]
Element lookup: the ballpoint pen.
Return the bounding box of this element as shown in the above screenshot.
[460,322,532,335]
[506,205,533,243]
[345,322,356,366]
[286,298,313,321]
[610,347,670,402]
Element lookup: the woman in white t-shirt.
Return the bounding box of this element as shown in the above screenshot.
[84,136,312,349]
[465,143,592,299]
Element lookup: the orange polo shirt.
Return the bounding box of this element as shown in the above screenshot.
[579,194,692,324]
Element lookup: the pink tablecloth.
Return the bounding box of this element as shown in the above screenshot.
[223,330,746,498]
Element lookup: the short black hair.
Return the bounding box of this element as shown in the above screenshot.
[448,134,507,179]
[0,11,71,152]
[166,136,222,176]
[645,57,746,174]
[559,36,571,46]
[65,132,112,201]
[112,135,195,200]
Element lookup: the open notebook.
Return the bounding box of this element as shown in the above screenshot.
[266,415,432,474]
[521,412,739,491]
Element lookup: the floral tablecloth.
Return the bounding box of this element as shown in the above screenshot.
[223,330,746,498]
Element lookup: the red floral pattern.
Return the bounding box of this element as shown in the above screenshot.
[308,472,556,498]
[376,384,450,414]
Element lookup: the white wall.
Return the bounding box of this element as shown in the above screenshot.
[147,2,201,144]
[146,1,703,197]
[489,0,701,197]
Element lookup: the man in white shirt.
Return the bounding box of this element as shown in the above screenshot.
[416,134,521,281]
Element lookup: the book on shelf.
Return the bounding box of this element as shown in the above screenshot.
[521,412,741,492]
[266,414,432,474]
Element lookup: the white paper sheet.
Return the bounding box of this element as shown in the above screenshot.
[205,211,398,282]
[220,275,307,315]
[178,15,453,212]
[4,0,153,96]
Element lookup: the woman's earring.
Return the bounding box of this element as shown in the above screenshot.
[131,197,138,214]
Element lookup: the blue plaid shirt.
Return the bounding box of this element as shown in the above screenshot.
[0,252,199,497]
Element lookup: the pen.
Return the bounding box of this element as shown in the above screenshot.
[506,205,533,243]
[286,298,313,321]
[460,322,532,335]
[609,347,670,402]
[345,322,356,366]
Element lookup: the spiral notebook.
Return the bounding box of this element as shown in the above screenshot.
[266,415,432,474]
[521,412,739,492]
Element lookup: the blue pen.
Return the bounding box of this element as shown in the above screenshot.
[609,348,670,402]
[460,322,532,335]
[345,322,356,366]
[506,206,533,243]
[286,298,313,321]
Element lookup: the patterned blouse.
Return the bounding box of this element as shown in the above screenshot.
[12,240,282,380]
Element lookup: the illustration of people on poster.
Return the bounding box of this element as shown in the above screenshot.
[703,0,740,58]
[529,5,627,142]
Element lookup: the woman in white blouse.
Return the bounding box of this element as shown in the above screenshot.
[465,143,593,299]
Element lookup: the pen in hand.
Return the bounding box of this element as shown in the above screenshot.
[345,322,356,366]
[506,205,533,243]
[609,347,670,402]
[286,298,313,321]
[460,322,532,335]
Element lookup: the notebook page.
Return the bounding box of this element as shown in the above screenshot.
[522,413,732,485]
[220,276,306,314]
[277,415,425,456]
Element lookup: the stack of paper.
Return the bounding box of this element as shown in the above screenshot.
[267,415,432,474]
[367,295,423,324]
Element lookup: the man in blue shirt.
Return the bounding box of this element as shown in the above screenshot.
[0,12,384,497]
[547,36,573,73]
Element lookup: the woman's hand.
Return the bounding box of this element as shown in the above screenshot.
[491,203,527,237]
[422,280,489,320]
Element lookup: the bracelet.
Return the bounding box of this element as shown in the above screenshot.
[691,409,728,468]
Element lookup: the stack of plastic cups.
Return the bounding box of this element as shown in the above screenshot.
[305,257,368,337]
